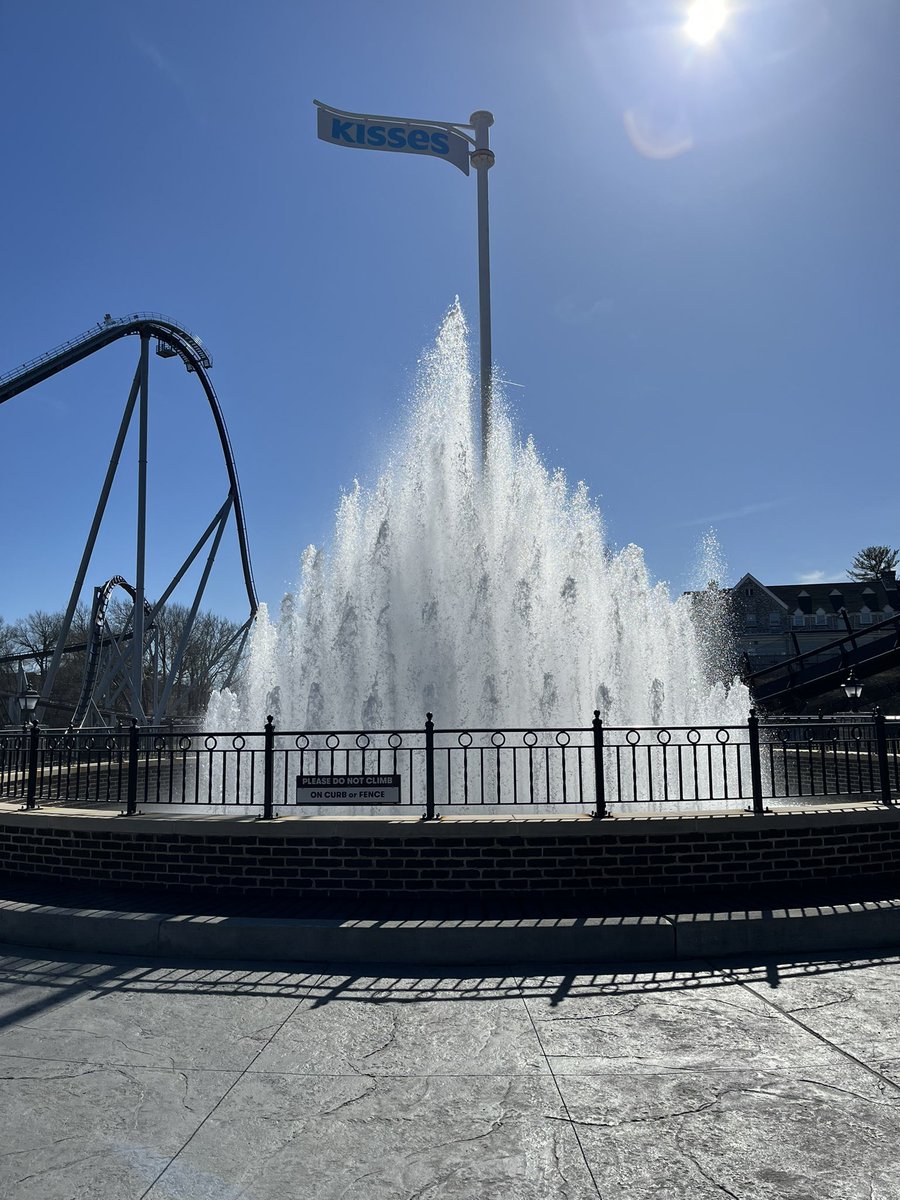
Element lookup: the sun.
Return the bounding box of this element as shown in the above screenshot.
[684,0,729,46]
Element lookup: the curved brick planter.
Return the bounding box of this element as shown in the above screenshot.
[1,803,900,903]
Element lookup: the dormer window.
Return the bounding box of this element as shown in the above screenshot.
[860,606,873,625]
[792,610,804,627]
[815,608,827,626]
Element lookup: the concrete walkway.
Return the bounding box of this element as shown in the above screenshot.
[0,942,898,1198]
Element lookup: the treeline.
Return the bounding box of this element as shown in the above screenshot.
[0,602,245,726]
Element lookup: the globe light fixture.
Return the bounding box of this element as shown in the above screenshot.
[684,0,728,46]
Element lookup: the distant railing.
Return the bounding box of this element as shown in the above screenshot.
[0,710,895,817]
[0,311,210,391]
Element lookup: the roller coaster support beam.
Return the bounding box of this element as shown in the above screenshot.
[86,497,233,724]
[223,619,253,690]
[145,494,236,627]
[132,335,150,722]
[2,312,259,726]
[153,493,233,722]
[38,360,142,715]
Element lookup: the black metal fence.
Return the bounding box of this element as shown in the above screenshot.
[1,709,897,817]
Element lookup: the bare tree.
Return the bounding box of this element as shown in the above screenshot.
[11,610,66,680]
[153,604,243,716]
[0,617,17,718]
[4,600,243,723]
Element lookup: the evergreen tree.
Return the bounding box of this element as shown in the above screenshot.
[848,546,900,581]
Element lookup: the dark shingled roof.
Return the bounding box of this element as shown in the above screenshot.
[733,571,900,615]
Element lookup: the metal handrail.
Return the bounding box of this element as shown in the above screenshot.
[2,711,895,813]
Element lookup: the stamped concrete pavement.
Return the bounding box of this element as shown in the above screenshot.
[0,945,898,1198]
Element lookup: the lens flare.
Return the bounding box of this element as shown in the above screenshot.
[684,0,728,46]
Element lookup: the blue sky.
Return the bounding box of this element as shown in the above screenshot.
[2,0,898,624]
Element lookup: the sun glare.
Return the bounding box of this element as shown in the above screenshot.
[684,0,728,46]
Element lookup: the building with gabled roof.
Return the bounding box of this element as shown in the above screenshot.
[728,569,900,671]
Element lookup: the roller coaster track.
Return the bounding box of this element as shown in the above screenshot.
[0,312,257,616]
[71,576,154,728]
[0,313,258,725]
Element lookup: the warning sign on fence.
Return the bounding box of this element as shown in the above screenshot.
[296,774,402,805]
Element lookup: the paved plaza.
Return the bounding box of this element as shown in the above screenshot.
[0,944,898,1198]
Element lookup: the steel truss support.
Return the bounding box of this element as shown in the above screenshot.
[132,334,150,721]
[39,361,143,712]
[1,313,259,727]
[77,495,237,726]
[152,493,234,722]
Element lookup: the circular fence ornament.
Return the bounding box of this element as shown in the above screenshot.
[179,736,192,751]
[388,733,403,749]
[716,729,731,744]
[687,729,701,745]
[154,737,167,752]
[204,735,218,751]
[295,734,309,750]
[656,729,671,745]
[356,734,370,750]
[523,731,538,747]
[325,734,340,750]
[458,732,473,748]
[626,729,640,746]
[491,732,506,748]
[232,735,245,751]
[556,731,571,747]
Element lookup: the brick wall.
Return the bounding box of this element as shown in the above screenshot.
[2,806,900,900]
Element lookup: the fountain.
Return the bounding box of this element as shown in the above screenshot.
[209,301,745,734]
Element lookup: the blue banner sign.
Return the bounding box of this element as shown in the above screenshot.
[316,103,470,175]
[297,773,402,805]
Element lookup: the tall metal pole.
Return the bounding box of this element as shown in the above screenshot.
[38,361,142,712]
[132,335,150,722]
[470,110,494,465]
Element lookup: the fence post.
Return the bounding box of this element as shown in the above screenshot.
[424,711,436,821]
[24,721,40,811]
[592,710,606,818]
[125,718,139,815]
[262,715,276,820]
[748,708,764,816]
[873,707,893,807]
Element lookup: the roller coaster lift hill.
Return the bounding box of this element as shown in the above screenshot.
[0,314,258,728]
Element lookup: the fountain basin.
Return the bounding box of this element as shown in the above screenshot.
[1,802,898,906]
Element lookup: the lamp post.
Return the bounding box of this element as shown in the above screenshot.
[842,668,863,713]
[18,683,39,732]
[17,681,39,799]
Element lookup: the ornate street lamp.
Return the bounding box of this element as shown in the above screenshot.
[18,683,39,731]
[842,668,864,713]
